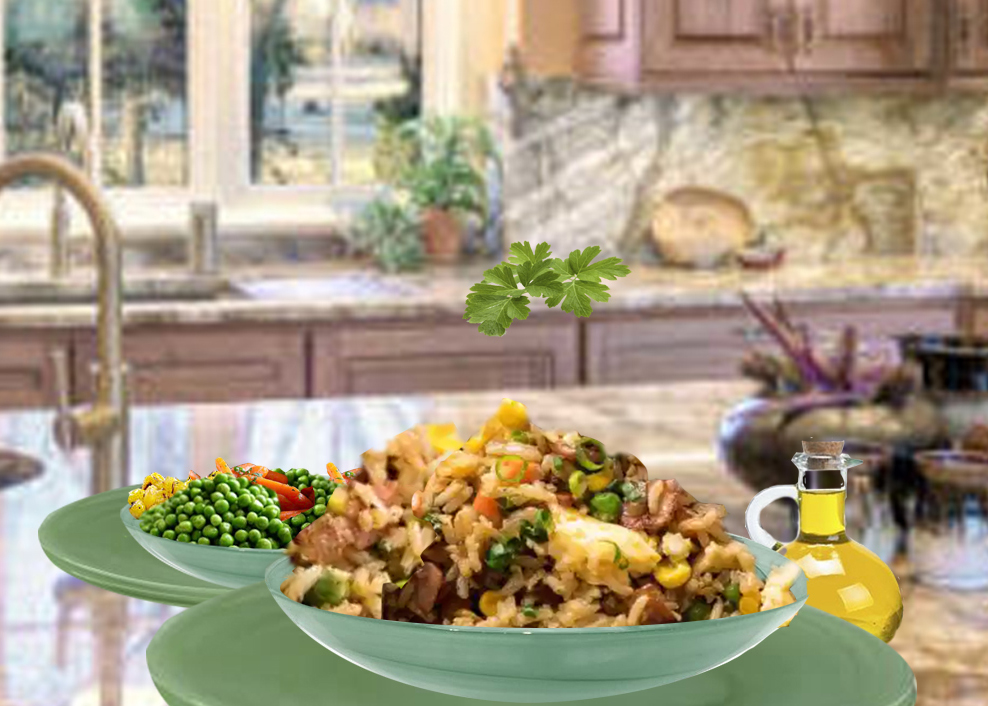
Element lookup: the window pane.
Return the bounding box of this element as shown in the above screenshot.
[5,0,89,156]
[251,0,421,186]
[102,0,188,186]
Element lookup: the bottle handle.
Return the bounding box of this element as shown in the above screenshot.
[745,485,798,551]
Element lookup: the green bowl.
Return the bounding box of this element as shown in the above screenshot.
[265,535,808,703]
[120,505,283,589]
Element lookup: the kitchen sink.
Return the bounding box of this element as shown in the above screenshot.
[0,275,232,304]
[235,274,423,301]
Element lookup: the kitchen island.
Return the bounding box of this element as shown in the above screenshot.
[2,382,983,706]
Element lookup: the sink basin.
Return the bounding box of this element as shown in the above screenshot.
[0,275,231,304]
[235,274,422,301]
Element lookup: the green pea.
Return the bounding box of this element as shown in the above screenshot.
[214,499,230,514]
[286,469,297,483]
[182,502,196,515]
[177,513,189,524]
[225,492,239,505]
[313,504,327,517]
[236,542,249,548]
[256,538,274,550]
[248,486,263,497]
[232,516,247,530]
[191,530,202,541]
[162,530,176,541]
[216,483,231,495]
[214,474,230,485]
[191,515,207,530]
[174,493,190,505]
[278,527,293,545]
[219,522,232,535]
[301,523,311,531]
[140,521,152,533]
[267,518,284,535]
[219,533,235,547]
[724,583,741,607]
[235,509,246,518]
[197,537,211,546]
[188,479,202,490]
[589,493,622,523]
[227,478,241,492]
[154,519,167,533]
[203,505,215,517]
[249,499,264,514]
[148,527,161,537]
[203,525,219,539]
[176,521,193,534]
[209,514,222,527]
[237,494,253,509]
[210,492,224,504]
[202,479,215,493]
[193,502,205,515]
[685,601,713,622]
[248,529,262,545]
[222,511,236,524]
[246,511,259,526]
[261,505,279,520]
[234,530,248,543]
[163,514,177,528]
[255,516,270,531]
[176,533,191,543]
[290,513,306,527]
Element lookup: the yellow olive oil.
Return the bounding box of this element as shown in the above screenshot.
[785,488,903,643]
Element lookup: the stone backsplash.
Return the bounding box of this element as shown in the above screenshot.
[500,78,988,264]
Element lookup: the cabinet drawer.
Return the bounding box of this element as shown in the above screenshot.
[0,330,71,410]
[312,319,580,397]
[74,326,306,405]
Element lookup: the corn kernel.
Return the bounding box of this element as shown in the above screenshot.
[328,487,350,516]
[479,591,502,617]
[655,560,692,589]
[587,467,614,492]
[739,596,760,615]
[129,500,146,519]
[162,477,177,496]
[143,486,164,509]
[127,488,144,504]
[149,473,165,488]
[496,399,528,430]
[173,480,188,493]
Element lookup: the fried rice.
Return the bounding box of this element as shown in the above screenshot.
[281,400,799,628]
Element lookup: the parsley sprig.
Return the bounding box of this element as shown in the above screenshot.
[464,242,631,337]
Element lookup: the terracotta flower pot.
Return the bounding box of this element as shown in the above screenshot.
[421,208,463,264]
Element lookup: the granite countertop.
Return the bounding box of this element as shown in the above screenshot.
[0,256,986,328]
[1,381,983,705]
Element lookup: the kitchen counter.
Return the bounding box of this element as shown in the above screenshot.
[0,256,985,329]
[2,381,983,705]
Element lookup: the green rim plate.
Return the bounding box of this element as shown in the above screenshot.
[147,582,917,706]
[39,487,228,607]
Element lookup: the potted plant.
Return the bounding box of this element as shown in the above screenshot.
[391,116,500,264]
[353,195,424,274]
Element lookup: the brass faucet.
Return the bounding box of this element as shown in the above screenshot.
[0,153,128,495]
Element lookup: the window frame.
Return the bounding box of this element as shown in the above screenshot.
[0,0,456,237]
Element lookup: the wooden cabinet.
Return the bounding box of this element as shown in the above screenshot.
[642,0,790,75]
[792,0,933,75]
[74,326,307,406]
[587,299,958,386]
[312,319,580,398]
[951,0,988,73]
[579,0,940,89]
[0,330,71,410]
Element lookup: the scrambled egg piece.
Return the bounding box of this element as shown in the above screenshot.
[549,508,661,576]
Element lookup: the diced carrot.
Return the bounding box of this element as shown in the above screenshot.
[216,458,232,476]
[301,486,316,501]
[252,475,309,505]
[187,471,202,481]
[327,463,346,484]
[473,493,501,523]
[265,470,288,484]
[523,462,541,484]
[277,493,314,511]
[280,510,305,522]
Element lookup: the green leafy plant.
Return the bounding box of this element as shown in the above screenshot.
[391,116,500,222]
[465,242,631,337]
[353,197,424,274]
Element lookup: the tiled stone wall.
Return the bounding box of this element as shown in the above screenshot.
[501,79,988,264]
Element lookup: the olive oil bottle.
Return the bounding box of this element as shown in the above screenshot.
[746,440,904,642]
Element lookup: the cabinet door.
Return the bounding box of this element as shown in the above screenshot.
[579,0,642,81]
[643,0,791,75]
[74,326,307,405]
[312,320,579,398]
[952,0,988,73]
[792,0,933,74]
[0,330,71,410]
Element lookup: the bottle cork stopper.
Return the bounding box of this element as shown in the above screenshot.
[803,440,845,455]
